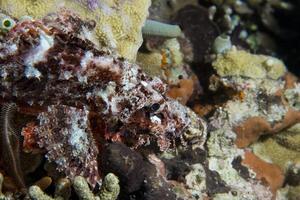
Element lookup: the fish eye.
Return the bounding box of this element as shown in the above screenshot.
[1,17,15,31]
[150,103,160,112]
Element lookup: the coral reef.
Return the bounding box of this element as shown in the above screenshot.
[0,0,299,199]
[0,0,151,60]
[137,38,200,105]
[251,124,300,173]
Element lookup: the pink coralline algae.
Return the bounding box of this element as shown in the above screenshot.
[0,10,206,186]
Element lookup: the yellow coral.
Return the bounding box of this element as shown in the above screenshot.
[137,52,163,77]
[212,48,286,79]
[252,136,300,172]
[0,0,151,60]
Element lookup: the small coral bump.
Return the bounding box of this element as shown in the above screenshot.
[73,174,120,200]
[143,19,182,38]
[73,176,97,200]
[98,173,120,200]
[29,185,55,200]
[212,34,232,54]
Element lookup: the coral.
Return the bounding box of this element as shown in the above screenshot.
[212,48,287,79]
[184,164,206,198]
[212,35,232,54]
[138,38,188,85]
[72,176,96,200]
[73,174,119,200]
[98,173,120,200]
[206,127,273,199]
[277,185,300,200]
[29,186,55,200]
[204,70,300,148]
[241,151,284,194]
[29,178,70,200]
[29,174,119,200]
[55,178,71,200]
[0,0,151,60]
[274,123,300,152]
[196,62,299,198]
[137,38,198,105]
[284,83,300,110]
[167,78,194,105]
[137,52,163,77]
[234,109,300,148]
[252,136,300,173]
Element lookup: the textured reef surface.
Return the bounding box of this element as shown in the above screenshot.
[0,0,300,200]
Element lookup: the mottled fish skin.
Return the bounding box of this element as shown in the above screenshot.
[0,10,206,185]
[0,10,196,146]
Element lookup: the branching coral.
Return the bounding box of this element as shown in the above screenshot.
[29,174,119,200]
